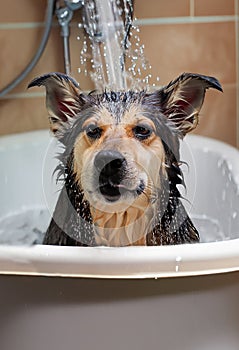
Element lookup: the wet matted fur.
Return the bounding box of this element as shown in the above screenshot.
[29,72,222,246]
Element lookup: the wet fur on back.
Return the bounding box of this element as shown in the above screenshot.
[28,72,222,246]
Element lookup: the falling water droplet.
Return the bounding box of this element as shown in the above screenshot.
[77,0,155,90]
[175,256,182,272]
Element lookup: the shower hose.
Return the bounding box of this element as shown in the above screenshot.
[0,0,55,98]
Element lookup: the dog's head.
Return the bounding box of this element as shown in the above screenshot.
[29,73,222,215]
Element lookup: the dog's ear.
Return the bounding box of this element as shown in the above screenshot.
[28,72,84,134]
[158,73,223,137]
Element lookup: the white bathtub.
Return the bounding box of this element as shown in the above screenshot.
[0,130,239,350]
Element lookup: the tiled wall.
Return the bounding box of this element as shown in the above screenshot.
[0,0,238,147]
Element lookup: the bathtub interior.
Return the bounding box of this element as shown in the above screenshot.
[180,136,239,242]
[0,130,238,245]
[0,131,53,245]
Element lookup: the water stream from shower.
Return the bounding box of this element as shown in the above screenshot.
[79,0,154,91]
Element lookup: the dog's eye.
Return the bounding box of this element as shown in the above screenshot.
[133,125,152,140]
[85,125,102,139]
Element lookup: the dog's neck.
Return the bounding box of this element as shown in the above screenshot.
[90,202,156,247]
[64,164,158,246]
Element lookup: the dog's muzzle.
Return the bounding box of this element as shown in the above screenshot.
[94,150,145,202]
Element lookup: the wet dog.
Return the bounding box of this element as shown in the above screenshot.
[29,72,222,246]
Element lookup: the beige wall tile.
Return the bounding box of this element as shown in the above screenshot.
[0,0,47,23]
[194,0,235,16]
[0,27,64,94]
[0,25,95,95]
[0,1,237,145]
[138,22,236,86]
[193,84,237,146]
[0,97,49,136]
[134,0,190,19]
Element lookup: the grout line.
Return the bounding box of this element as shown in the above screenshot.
[0,21,62,30]
[190,0,195,17]
[0,16,238,30]
[0,22,44,30]
[0,92,45,100]
[135,15,238,26]
[218,83,238,89]
[0,88,90,100]
[235,0,239,147]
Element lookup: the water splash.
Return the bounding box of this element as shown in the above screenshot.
[191,214,226,243]
[0,208,49,245]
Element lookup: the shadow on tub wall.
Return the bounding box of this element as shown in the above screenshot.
[1,273,239,350]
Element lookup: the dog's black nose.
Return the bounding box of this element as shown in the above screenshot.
[94,150,126,176]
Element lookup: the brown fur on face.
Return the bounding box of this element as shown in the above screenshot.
[28,72,222,247]
[72,105,166,246]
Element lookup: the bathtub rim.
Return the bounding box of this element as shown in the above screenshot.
[0,240,239,279]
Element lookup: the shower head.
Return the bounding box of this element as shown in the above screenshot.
[64,0,83,11]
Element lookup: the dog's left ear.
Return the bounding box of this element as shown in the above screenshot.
[158,73,223,137]
[28,72,84,134]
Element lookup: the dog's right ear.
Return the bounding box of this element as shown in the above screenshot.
[159,73,223,137]
[144,73,222,137]
[28,72,85,134]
